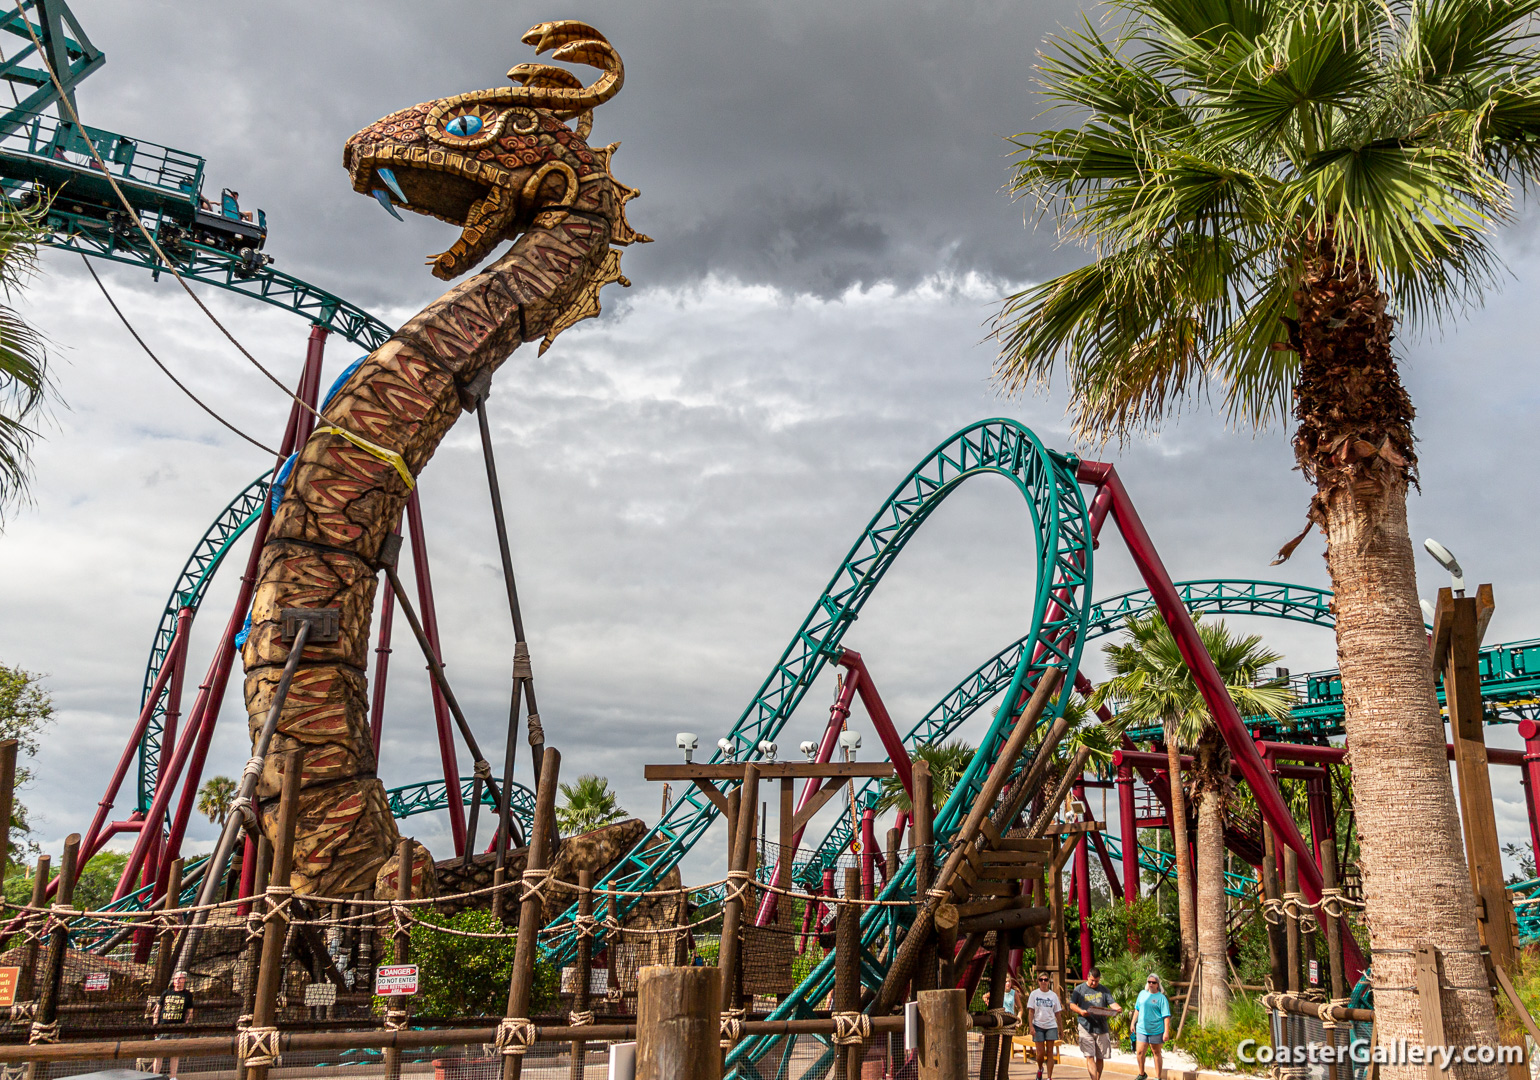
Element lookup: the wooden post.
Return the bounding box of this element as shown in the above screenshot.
[979,923,1011,1080]
[239,837,273,1027]
[382,836,414,1080]
[16,854,48,1002]
[886,826,900,885]
[153,858,186,993]
[913,761,938,996]
[1261,823,1285,991]
[1414,946,1445,1080]
[1050,836,1066,994]
[32,834,79,1045]
[835,868,862,1080]
[917,988,968,1080]
[1283,848,1301,993]
[778,776,794,932]
[1320,838,1346,1000]
[636,965,722,1080]
[716,764,759,1015]
[0,739,16,895]
[501,746,561,1080]
[568,868,595,1080]
[246,749,305,1080]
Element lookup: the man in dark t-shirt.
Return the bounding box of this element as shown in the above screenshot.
[152,970,192,1077]
[1069,967,1123,1080]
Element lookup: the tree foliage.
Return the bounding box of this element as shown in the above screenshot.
[877,741,975,814]
[0,662,53,863]
[197,776,237,826]
[392,908,557,1019]
[0,201,49,517]
[555,774,628,835]
[995,0,1540,439]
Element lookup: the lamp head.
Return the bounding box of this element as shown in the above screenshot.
[676,732,698,763]
[1423,538,1466,596]
[718,737,736,762]
[758,740,778,763]
[838,730,861,759]
[799,740,818,761]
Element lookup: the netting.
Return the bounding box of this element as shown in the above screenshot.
[1265,1003,1370,1080]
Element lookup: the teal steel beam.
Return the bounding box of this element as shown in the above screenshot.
[0,1,103,137]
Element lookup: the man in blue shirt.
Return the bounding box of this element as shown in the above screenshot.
[1133,973,1173,1080]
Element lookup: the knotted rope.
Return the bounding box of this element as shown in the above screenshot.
[384,1008,409,1032]
[988,1007,1019,1031]
[520,868,551,905]
[238,1025,281,1067]
[526,713,544,746]
[27,1019,60,1045]
[725,869,754,905]
[513,642,533,680]
[574,912,598,940]
[832,1012,871,1046]
[1261,897,1286,925]
[496,1017,537,1056]
[720,1007,745,1048]
[473,758,494,782]
[569,1010,595,1027]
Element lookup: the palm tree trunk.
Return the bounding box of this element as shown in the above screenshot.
[1194,736,1230,1025]
[1164,727,1197,973]
[1293,233,1500,1076]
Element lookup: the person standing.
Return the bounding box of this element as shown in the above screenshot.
[1133,973,1173,1080]
[1025,971,1065,1080]
[151,970,193,1077]
[1069,966,1123,1080]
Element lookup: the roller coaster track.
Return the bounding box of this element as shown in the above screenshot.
[540,419,1094,977]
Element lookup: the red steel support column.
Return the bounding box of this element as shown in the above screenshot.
[1117,765,1138,904]
[370,557,397,757]
[840,650,915,801]
[1520,719,1540,872]
[406,490,467,855]
[1076,460,1366,980]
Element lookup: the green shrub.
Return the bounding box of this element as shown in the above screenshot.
[1093,950,1178,1044]
[1170,992,1270,1071]
[1088,898,1178,969]
[387,909,557,1019]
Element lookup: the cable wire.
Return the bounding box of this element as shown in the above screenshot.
[81,255,279,456]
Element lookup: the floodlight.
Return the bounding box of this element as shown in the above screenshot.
[718,737,736,761]
[676,733,698,763]
[838,730,862,760]
[1423,538,1466,596]
[758,740,778,762]
[799,740,818,761]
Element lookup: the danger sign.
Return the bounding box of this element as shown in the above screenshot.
[83,972,111,992]
[374,964,419,996]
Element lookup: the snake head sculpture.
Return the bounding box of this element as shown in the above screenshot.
[344,20,647,280]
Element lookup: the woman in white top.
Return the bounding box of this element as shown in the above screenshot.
[1024,971,1065,1080]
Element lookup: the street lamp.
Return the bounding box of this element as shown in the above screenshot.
[1424,538,1466,597]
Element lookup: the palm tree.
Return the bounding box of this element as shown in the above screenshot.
[556,774,628,835]
[997,0,1532,1050]
[1092,613,1291,1022]
[197,775,237,827]
[0,202,49,519]
[876,741,975,815]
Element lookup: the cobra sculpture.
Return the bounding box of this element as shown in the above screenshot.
[239,20,646,895]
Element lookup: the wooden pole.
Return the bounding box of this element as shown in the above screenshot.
[1320,837,1346,1001]
[239,837,273,1027]
[381,836,414,1080]
[917,988,968,1080]
[568,868,594,1080]
[247,749,305,1080]
[1261,823,1285,991]
[886,826,901,885]
[716,763,759,1015]
[16,854,48,1002]
[32,834,79,1044]
[153,858,186,993]
[979,924,1011,1080]
[913,761,938,996]
[835,868,862,1080]
[1283,848,1301,994]
[1050,836,1065,994]
[636,965,722,1080]
[0,739,16,896]
[501,745,560,1080]
[778,776,794,934]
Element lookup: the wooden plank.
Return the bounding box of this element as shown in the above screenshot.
[645,762,894,781]
[956,896,1019,919]
[1415,946,1445,1080]
[789,783,843,834]
[982,849,1047,865]
[979,818,1001,844]
[967,881,1019,897]
[689,778,730,816]
[1052,820,1103,836]
[992,837,1053,854]
[978,863,1044,882]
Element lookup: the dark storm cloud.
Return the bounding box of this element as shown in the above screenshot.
[70,0,1088,301]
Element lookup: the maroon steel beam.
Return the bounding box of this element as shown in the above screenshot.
[1257,739,1526,768]
[1521,720,1540,870]
[1117,764,1138,904]
[755,668,858,926]
[1113,748,1324,781]
[839,649,915,800]
[405,490,467,855]
[369,548,397,757]
[79,610,191,875]
[1077,461,1365,979]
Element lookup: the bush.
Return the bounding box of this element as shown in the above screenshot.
[391,909,558,1019]
[1171,991,1270,1072]
[1094,950,1178,1044]
[1088,898,1178,969]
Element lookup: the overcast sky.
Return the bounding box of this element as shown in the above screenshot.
[3,0,1538,887]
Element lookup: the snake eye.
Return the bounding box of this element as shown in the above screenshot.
[428,103,503,147]
[446,114,482,138]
